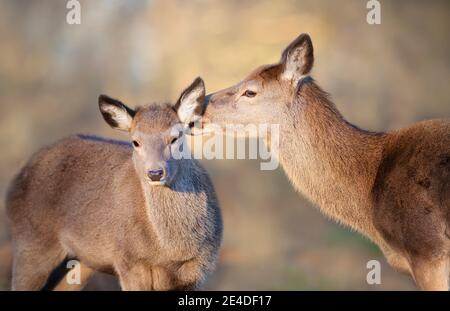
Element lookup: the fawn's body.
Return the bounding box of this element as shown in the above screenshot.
[203,34,450,290]
[7,78,223,290]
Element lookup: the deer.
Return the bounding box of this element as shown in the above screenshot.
[6,77,223,291]
[196,33,450,290]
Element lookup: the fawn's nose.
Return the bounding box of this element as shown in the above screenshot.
[147,169,165,182]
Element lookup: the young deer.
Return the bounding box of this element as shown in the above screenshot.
[201,34,450,290]
[6,77,223,290]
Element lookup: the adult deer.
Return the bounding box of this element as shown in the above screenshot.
[6,78,223,290]
[200,34,450,290]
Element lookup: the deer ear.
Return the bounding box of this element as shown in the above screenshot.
[174,77,206,124]
[98,95,135,132]
[280,33,314,85]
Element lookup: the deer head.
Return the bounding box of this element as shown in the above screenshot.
[99,77,206,187]
[204,33,314,128]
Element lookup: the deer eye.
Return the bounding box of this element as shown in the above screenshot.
[243,90,257,98]
[170,137,179,144]
[132,140,140,147]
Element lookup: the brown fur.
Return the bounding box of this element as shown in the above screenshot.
[6,79,222,291]
[204,33,450,290]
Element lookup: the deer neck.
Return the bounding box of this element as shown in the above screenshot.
[277,82,386,240]
[139,160,208,253]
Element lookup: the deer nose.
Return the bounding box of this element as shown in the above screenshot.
[147,169,165,182]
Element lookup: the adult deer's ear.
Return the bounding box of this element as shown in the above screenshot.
[98,95,135,132]
[174,77,206,124]
[280,33,314,85]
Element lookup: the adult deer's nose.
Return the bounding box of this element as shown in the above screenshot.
[148,169,165,182]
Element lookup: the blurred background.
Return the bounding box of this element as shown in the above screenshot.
[1,0,449,290]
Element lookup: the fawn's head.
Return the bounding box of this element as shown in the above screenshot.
[99,77,206,187]
[205,33,314,127]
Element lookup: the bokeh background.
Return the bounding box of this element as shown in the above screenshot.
[1,0,449,290]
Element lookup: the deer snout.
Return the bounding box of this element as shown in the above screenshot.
[147,168,165,183]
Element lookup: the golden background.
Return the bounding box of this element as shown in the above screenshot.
[0,0,449,290]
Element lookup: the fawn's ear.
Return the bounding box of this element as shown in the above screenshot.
[174,77,206,124]
[280,33,314,85]
[98,95,135,131]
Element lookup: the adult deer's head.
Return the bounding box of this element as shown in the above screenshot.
[99,77,206,187]
[204,33,314,127]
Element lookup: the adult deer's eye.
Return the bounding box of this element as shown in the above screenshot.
[243,90,257,98]
[132,140,140,147]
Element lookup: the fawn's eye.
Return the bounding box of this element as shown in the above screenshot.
[188,121,195,128]
[132,140,140,147]
[242,90,257,98]
[170,137,179,144]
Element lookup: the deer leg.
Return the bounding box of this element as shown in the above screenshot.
[410,256,449,291]
[115,262,155,291]
[382,249,412,275]
[116,262,184,291]
[11,241,66,291]
[116,265,149,291]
